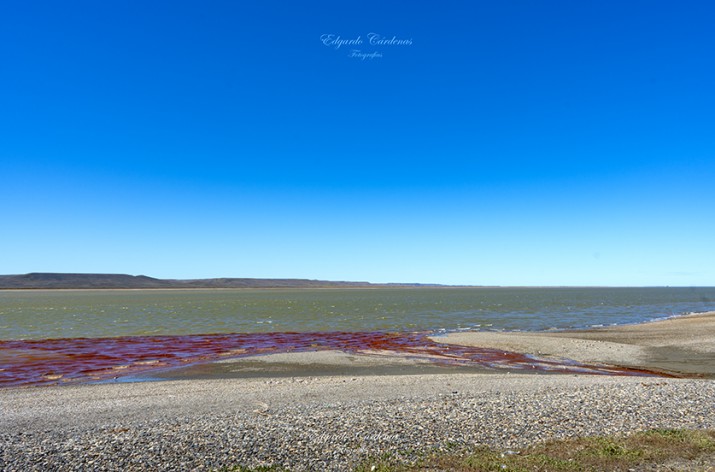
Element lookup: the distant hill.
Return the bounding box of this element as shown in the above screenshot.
[0,273,443,289]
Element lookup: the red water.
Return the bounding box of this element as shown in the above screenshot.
[0,331,666,388]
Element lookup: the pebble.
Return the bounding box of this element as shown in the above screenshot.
[2,379,714,471]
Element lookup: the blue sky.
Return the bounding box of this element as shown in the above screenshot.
[1,0,714,286]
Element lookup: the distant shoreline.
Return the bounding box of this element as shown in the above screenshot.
[1,273,711,290]
[0,272,453,290]
[0,285,478,292]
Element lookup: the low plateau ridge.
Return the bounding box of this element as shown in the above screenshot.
[0,273,442,289]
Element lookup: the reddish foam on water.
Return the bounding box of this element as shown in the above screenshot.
[0,331,668,388]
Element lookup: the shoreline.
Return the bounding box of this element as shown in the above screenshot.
[122,309,715,382]
[2,312,714,470]
[432,310,715,378]
[2,310,713,388]
[148,310,715,382]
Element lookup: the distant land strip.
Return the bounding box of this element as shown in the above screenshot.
[0,273,448,290]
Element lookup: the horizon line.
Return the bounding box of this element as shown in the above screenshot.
[0,272,712,289]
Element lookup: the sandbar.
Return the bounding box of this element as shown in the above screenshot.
[431,311,715,377]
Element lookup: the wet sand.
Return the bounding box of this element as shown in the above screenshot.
[432,311,715,377]
[134,349,496,382]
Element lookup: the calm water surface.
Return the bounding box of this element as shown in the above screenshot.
[1,287,714,341]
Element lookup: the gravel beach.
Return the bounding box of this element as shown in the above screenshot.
[3,375,715,471]
[2,312,714,471]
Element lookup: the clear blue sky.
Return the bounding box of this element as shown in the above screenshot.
[1,0,713,286]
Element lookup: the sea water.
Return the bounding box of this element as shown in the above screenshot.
[2,287,714,387]
[1,286,713,341]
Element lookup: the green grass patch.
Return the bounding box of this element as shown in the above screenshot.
[354,429,715,471]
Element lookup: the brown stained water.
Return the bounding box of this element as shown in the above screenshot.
[0,331,666,388]
[1,287,713,387]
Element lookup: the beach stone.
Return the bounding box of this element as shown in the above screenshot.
[2,374,715,471]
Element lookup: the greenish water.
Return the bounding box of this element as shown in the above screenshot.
[1,287,714,341]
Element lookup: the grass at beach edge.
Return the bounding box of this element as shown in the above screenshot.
[220,429,715,471]
[357,428,715,471]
